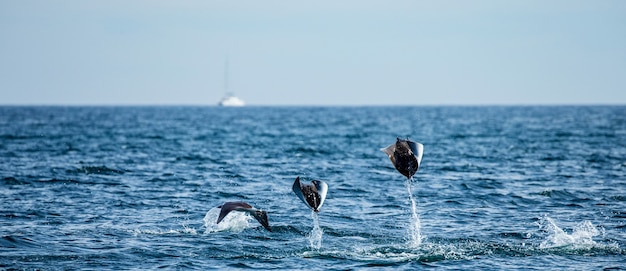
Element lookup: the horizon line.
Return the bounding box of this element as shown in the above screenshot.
[1,103,624,107]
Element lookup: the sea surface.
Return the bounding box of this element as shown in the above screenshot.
[1,106,625,270]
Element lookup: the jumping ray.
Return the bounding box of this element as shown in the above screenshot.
[217,201,271,232]
[292,176,328,212]
[381,137,424,179]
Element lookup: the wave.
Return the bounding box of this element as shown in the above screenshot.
[37,178,81,184]
[66,166,126,175]
[1,177,82,186]
[175,154,225,164]
[128,226,199,236]
[0,235,39,250]
[1,177,29,185]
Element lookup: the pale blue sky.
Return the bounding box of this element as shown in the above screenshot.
[1,1,625,105]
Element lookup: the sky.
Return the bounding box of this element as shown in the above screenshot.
[1,1,625,106]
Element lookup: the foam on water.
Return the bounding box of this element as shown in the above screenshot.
[203,206,250,233]
[130,227,198,236]
[538,215,601,249]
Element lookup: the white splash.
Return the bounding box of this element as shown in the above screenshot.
[203,206,250,233]
[406,179,422,247]
[129,228,196,236]
[308,211,324,250]
[538,215,600,249]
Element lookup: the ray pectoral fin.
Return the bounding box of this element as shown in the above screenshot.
[216,201,251,224]
[292,176,302,195]
[251,210,271,232]
[312,180,328,211]
[380,144,395,158]
[381,144,397,165]
[292,177,308,207]
[408,141,424,166]
[217,206,233,224]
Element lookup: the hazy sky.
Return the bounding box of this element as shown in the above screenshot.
[1,1,625,106]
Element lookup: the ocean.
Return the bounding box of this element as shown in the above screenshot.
[1,106,624,270]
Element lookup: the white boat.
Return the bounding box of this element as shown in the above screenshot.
[217,59,245,107]
[218,93,245,107]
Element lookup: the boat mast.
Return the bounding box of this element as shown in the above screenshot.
[224,58,229,94]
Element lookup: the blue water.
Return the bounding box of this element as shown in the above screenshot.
[1,106,625,270]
